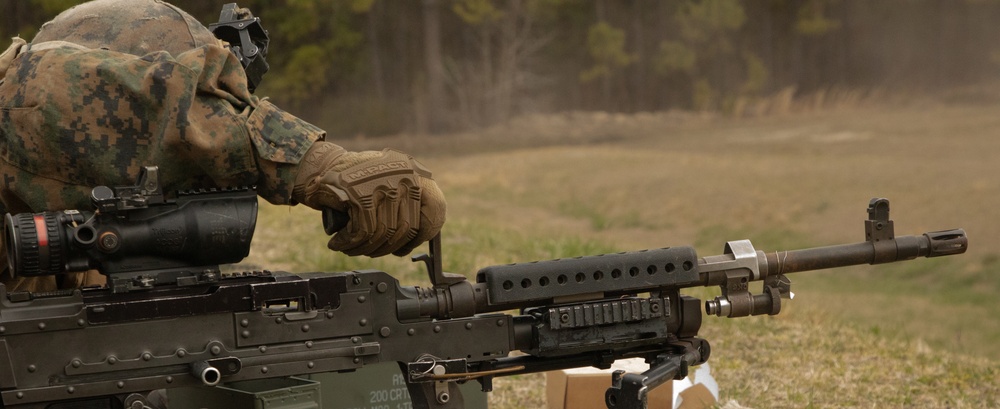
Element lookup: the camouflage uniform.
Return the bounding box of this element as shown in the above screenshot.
[0,1,325,292]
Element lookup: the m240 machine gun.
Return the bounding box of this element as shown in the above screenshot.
[0,168,967,408]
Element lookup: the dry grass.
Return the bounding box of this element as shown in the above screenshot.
[705,307,1000,408]
[248,101,1000,408]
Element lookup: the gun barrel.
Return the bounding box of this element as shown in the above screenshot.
[704,228,966,318]
[764,229,967,275]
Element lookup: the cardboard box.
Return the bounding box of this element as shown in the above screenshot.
[546,359,718,409]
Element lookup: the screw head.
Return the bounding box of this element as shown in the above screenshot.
[99,232,121,252]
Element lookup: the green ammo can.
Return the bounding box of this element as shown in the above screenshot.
[168,363,487,409]
[168,377,321,409]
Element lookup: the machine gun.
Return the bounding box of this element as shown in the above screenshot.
[0,168,967,409]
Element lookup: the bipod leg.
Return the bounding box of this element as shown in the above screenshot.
[604,353,684,409]
[604,339,710,409]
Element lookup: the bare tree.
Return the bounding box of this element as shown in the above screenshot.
[448,0,555,128]
[422,0,447,133]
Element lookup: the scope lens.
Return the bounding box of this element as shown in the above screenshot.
[4,212,66,277]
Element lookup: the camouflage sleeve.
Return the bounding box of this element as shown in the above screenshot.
[245,99,325,204]
[0,42,322,210]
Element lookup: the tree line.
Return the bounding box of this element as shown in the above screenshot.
[4,0,1000,137]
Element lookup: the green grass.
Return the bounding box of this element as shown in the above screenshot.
[692,225,819,255]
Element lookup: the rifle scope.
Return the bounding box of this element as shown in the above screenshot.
[3,167,257,278]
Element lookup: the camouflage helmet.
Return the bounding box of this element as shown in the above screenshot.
[32,0,218,57]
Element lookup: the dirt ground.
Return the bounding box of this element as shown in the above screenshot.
[345,100,998,259]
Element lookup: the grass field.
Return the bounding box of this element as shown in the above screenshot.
[245,101,1000,408]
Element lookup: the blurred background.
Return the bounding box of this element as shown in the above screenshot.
[5,1,999,407]
[5,0,1000,136]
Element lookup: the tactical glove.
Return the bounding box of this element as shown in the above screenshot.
[292,141,446,257]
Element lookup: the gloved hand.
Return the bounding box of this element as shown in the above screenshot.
[292,141,446,257]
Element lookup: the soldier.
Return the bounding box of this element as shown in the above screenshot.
[0,0,446,292]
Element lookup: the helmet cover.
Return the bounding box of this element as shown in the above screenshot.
[32,0,218,57]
